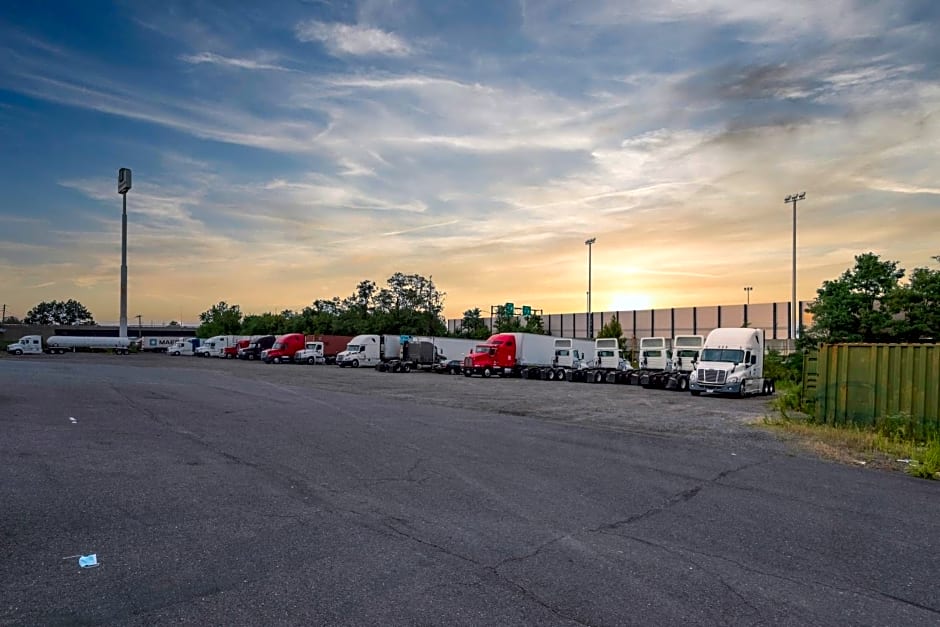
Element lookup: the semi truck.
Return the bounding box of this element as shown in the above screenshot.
[138,336,185,353]
[463,332,561,378]
[262,333,306,364]
[195,335,240,358]
[293,341,327,365]
[641,335,705,391]
[304,334,356,365]
[528,337,594,381]
[169,337,201,356]
[6,334,132,355]
[689,328,776,397]
[237,335,276,361]
[570,337,633,384]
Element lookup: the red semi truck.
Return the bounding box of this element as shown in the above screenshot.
[262,333,306,364]
[462,332,559,378]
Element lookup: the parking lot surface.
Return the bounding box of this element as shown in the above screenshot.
[2,354,938,625]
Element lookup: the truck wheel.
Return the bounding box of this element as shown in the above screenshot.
[556,369,566,381]
[594,371,604,384]
[678,377,689,391]
[402,363,411,373]
[13,349,23,355]
[351,359,359,368]
[463,370,472,377]
[768,380,776,394]
[739,379,747,398]
[307,357,315,365]
[482,367,492,378]
[247,354,255,361]
[172,351,180,356]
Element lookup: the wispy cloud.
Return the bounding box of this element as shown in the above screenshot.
[179,52,292,72]
[295,21,413,57]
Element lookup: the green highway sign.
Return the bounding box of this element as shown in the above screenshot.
[504,302,514,316]
[522,305,531,316]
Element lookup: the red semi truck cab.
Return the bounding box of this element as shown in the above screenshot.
[224,339,251,359]
[263,333,306,364]
[463,333,516,377]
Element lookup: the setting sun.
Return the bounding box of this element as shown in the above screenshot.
[607,293,653,312]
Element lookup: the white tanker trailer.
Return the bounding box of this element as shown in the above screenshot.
[6,334,132,355]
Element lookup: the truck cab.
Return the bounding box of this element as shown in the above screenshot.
[238,335,275,360]
[263,333,306,364]
[169,338,200,356]
[6,335,44,355]
[689,328,774,397]
[294,341,325,365]
[463,334,512,377]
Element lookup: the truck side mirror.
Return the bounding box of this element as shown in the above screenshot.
[750,355,757,365]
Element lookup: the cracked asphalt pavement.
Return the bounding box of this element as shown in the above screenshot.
[2,355,938,625]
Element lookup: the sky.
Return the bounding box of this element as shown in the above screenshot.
[1,0,938,325]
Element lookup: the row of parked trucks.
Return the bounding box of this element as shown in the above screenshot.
[5,327,776,397]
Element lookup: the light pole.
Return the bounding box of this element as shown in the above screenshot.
[135,314,142,339]
[585,237,596,339]
[118,168,132,338]
[743,286,753,327]
[784,192,806,340]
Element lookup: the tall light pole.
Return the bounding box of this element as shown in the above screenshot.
[585,237,596,339]
[785,192,806,340]
[743,286,753,327]
[118,168,132,338]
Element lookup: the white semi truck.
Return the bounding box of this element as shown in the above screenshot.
[6,334,132,355]
[641,335,705,391]
[169,338,201,356]
[689,328,776,397]
[524,337,595,381]
[194,335,240,358]
[293,341,327,365]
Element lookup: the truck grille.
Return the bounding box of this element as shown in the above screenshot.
[698,369,726,384]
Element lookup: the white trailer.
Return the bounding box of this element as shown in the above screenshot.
[689,328,776,397]
[138,336,185,353]
[425,337,478,362]
[6,334,132,355]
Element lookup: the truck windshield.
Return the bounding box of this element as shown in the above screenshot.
[597,350,615,358]
[473,346,494,354]
[701,348,745,363]
[273,342,285,349]
[346,345,359,352]
[677,350,699,358]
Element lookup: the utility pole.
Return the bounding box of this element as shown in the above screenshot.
[743,286,753,327]
[784,192,806,340]
[1,303,5,324]
[135,314,142,338]
[118,168,132,338]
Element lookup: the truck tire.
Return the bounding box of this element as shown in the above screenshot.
[351,359,359,368]
[172,351,180,356]
[402,363,411,373]
[464,370,472,377]
[307,357,315,365]
[247,354,255,361]
[739,379,747,398]
[594,371,604,384]
[482,367,492,378]
[13,349,23,355]
[556,369,566,381]
[678,377,689,391]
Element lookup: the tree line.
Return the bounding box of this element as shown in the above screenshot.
[11,254,937,346]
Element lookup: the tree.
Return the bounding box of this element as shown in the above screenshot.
[459,308,491,340]
[241,313,282,336]
[24,299,95,325]
[803,253,904,345]
[597,317,623,340]
[888,255,940,341]
[196,301,243,338]
[2,315,22,324]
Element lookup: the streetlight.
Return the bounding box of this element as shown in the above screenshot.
[118,168,132,338]
[585,237,596,339]
[784,192,806,340]
[743,286,753,327]
[135,314,142,339]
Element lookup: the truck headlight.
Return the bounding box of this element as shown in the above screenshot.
[689,371,697,381]
[728,375,739,383]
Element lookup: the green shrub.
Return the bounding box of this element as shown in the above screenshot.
[769,381,805,419]
[906,441,940,479]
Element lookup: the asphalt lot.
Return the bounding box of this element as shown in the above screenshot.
[2,353,938,626]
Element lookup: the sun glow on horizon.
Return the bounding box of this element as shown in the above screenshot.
[607,293,653,312]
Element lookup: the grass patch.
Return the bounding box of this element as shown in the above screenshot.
[762,400,940,479]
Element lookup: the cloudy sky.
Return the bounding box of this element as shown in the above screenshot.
[1,0,938,324]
